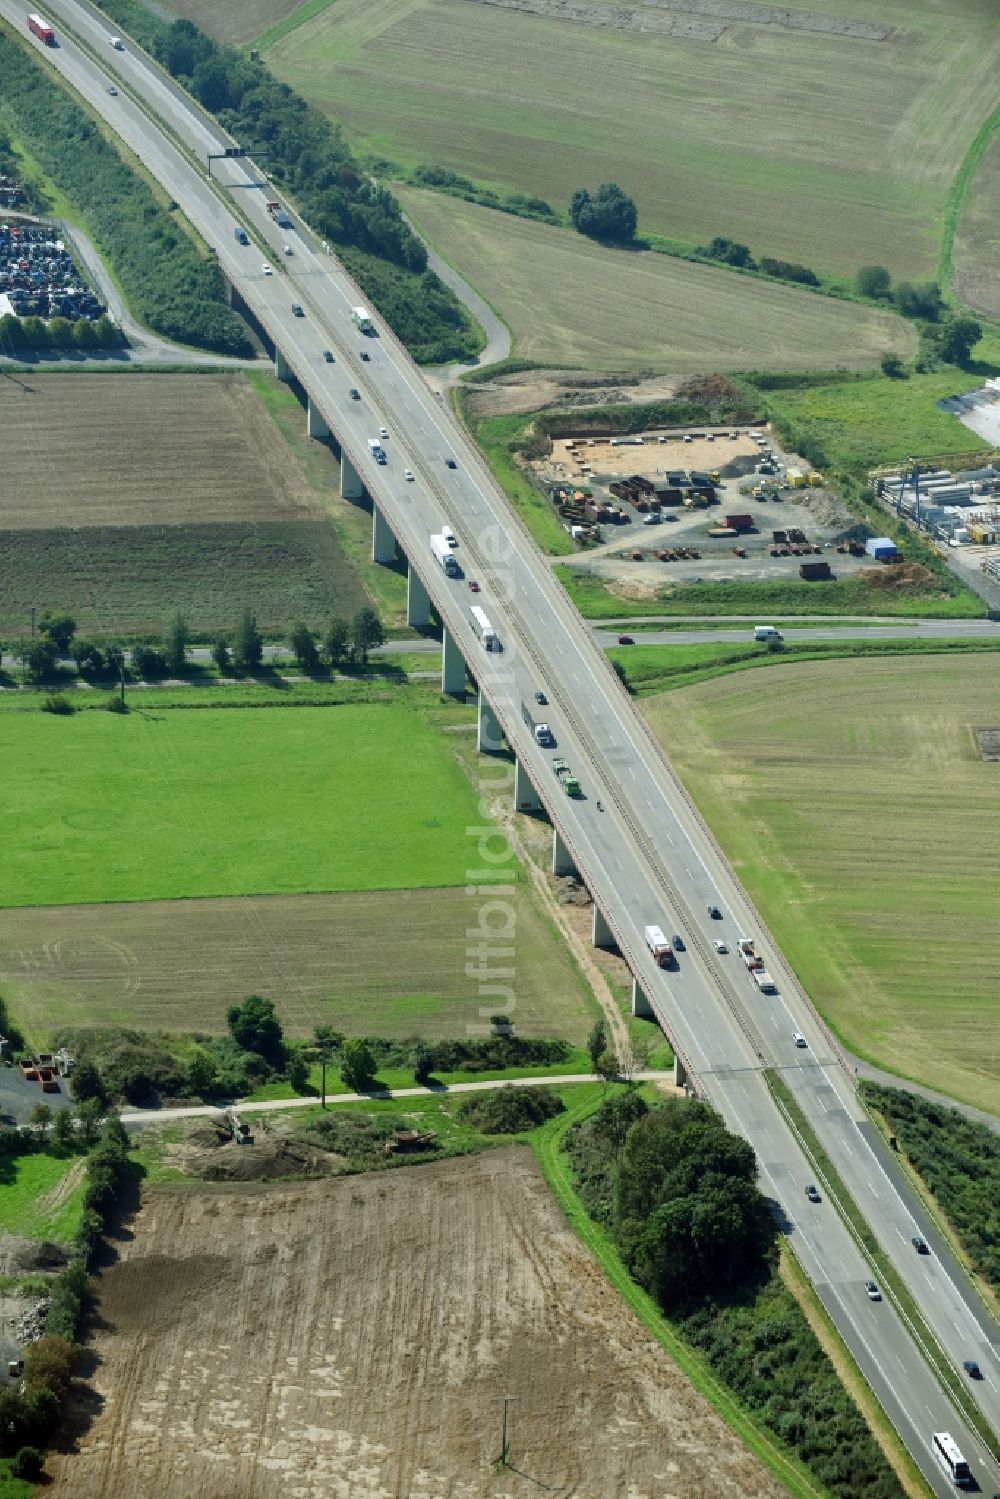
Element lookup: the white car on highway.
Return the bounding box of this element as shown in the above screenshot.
[403,468,414,482]
[713,939,728,954]
[261,262,272,276]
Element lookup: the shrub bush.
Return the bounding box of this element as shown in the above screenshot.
[457,1086,564,1134]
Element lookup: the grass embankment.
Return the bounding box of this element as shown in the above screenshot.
[643,654,1000,1110]
[557,567,985,620]
[0,1151,86,1241]
[457,408,573,555]
[609,636,1000,696]
[397,186,912,373]
[766,1071,998,1464]
[244,1047,596,1102]
[759,369,997,472]
[0,701,491,907]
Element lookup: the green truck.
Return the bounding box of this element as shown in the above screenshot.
[553,758,581,797]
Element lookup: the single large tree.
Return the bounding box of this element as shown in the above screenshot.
[569,183,637,244]
[226,995,285,1068]
[938,316,983,366]
[351,608,384,664]
[163,613,189,676]
[38,613,76,653]
[289,620,320,671]
[340,1036,377,1092]
[324,616,350,666]
[856,265,891,299]
[233,610,263,671]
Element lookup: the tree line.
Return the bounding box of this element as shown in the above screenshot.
[4,607,389,684]
[0,312,121,353]
[93,1,480,364]
[565,1090,905,1499]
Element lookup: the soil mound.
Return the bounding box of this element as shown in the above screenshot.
[188,1138,339,1183]
[0,1236,69,1275]
[858,561,937,591]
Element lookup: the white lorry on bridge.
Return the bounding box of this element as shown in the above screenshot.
[430,533,459,577]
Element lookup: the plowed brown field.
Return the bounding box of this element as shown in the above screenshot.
[49,1151,784,1499]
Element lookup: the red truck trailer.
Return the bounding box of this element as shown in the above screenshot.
[28,13,56,43]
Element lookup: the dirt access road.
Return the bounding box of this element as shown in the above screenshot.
[49,1150,784,1499]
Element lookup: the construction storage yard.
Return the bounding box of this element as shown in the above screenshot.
[534,426,876,585]
[46,1150,784,1499]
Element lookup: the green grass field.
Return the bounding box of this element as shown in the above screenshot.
[0,703,490,906]
[644,655,1000,1112]
[398,187,912,373]
[762,370,997,473]
[0,1151,86,1241]
[555,566,985,620]
[265,0,997,284]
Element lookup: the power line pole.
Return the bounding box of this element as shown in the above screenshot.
[497,1394,514,1468]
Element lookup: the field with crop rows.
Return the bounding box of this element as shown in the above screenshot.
[0,703,487,907]
[953,130,1000,320]
[45,1150,785,1499]
[266,0,997,283]
[0,372,369,635]
[398,188,912,372]
[644,655,1000,1112]
[162,0,303,45]
[0,886,596,1043]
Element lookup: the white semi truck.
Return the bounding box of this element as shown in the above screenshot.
[470,605,499,651]
[644,925,676,968]
[430,533,459,576]
[367,437,386,464]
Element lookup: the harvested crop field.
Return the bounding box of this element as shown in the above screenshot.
[48,1150,784,1499]
[953,127,1000,320]
[0,887,595,1043]
[644,655,1000,1113]
[0,372,368,634]
[396,187,913,372]
[163,0,302,45]
[268,0,998,282]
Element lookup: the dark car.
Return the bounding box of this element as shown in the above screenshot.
[534,690,547,705]
[617,634,634,645]
[323,349,334,362]
[445,457,457,469]
[865,1280,881,1301]
[360,350,370,361]
[805,1184,821,1203]
[349,388,361,400]
[672,934,685,952]
[911,1235,929,1254]
[963,1360,982,1379]
[468,580,480,592]
[708,904,721,919]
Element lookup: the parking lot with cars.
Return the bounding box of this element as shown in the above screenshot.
[0,219,105,322]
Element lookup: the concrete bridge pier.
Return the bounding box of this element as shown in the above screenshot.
[407,566,430,629]
[478,689,504,754]
[340,453,364,500]
[371,504,396,564]
[307,397,330,439]
[552,828,577,877]
[274,347,291,380]
[631,978,653,1019]
[441,627,466,695]
[673,1053,687,1089]
[514,758,542,812]
[592,903,615,950]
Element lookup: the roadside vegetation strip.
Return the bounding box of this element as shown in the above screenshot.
[765,1070,1000,1464]
[456,408,572,555]
[608,636,1000,697]
[0,25,250,358]
[556,567,985,621]
[779,1247,932,1499]
[860,1084,1000,1305]
[396,186,914,375]
[532,1094,827,1499]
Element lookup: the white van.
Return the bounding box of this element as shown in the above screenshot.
[753,624,783,642]
[442,525,457,547]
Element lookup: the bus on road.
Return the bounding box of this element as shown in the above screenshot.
[933,1432,971,1488]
